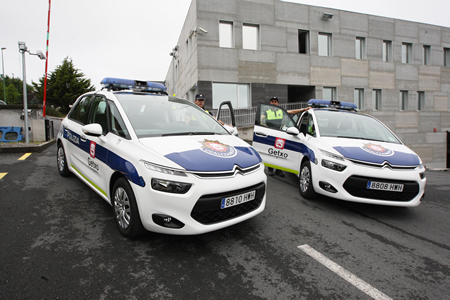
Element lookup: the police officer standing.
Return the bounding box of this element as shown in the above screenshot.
[195,94,225,125]
[261,96,285,177]
[195,94,213,115]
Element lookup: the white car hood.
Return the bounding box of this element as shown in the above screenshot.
[321,137,421,166]
[139,135,261,172]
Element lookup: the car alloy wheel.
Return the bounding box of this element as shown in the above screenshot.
[112,177,145,238]
[57,143,71,177]
[299,160,317,199]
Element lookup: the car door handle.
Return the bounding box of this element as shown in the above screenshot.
[254,131,268,137]
[80,135,87,142]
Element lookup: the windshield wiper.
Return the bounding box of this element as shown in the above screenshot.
[336,136,387,142]
[162,132,219,137]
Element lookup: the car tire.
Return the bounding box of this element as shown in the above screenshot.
[57,143,71,177]
[112,177,145,238]
[299,160,317,199]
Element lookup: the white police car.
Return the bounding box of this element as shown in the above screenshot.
[57,78,266,237]
[253,99,426,207]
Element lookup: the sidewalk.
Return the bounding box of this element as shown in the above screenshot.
[0,139,56,154]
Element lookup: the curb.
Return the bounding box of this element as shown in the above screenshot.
[0,139,56,154]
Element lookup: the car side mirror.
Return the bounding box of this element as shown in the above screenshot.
[82,123,103,137]
[286,127,299,136]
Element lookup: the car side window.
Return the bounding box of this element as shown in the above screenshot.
[260,104,295,131]
[109,101,130,139]
[299,113,316,137]
[69,96,92,125]
[89,96,109,135]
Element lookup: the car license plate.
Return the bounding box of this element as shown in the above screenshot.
[367,181,404,192]
[221,190,256,209]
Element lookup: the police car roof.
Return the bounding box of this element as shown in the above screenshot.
[308,99,357,111]
[100,77,167,94]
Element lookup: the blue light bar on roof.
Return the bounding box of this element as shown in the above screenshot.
[100,77,166,93]
[308,99,357,110]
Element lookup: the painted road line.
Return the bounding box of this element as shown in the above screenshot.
[18,153,32,160]
[298,244,392,300]
[0,173,7,180]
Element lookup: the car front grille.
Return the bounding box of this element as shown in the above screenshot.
[343,176,420,202]
[191,163,261,178]
[191,182,265,225]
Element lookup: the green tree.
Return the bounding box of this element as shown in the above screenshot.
[0,75,34,105]
[33,57,94,114]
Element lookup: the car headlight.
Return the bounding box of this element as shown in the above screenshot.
[142,161,187,177]
[319,149,345,161]
[321,159,347,172]
[151,178,192,194]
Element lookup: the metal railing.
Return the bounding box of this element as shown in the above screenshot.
[212,102,308,127]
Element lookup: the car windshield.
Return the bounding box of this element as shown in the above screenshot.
[115,93,229,138]
[314,110,401,144]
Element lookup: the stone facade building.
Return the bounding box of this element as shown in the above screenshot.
[165,0,450,168]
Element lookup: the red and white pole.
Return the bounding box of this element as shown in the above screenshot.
[43,0,51,117]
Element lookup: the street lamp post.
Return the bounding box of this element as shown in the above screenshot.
[18,41,46,144]
[169,46,178,96]
[1,47,6,103]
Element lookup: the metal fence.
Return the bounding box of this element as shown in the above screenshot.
[211,102,308,127]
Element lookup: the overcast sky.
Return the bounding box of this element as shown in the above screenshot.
[1,0,449,91]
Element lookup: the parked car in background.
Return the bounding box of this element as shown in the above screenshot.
[253,99,426,207]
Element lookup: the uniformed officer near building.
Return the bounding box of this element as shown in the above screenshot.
[260,96,285,177]
[261,96,283,129]
[195,94,213,115]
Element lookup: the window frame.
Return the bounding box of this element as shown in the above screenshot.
[423,45,431,65]
[355,37,366,60]
[354,88,365,110]
[318,32,332,57]
[242,23,260,50]
[323,86,336,101]
[418,91,425,111]
[298,29,310,54]
[444,48,450,67]
[212,82,251,109]
[402,42,413,64]
[219,20,234,48]
[373,89,382,111]
[400,90,409,111]
[382,40,392,62]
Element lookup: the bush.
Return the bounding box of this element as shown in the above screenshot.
[45,107,66,118]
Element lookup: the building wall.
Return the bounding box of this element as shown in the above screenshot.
[166,0,450,168]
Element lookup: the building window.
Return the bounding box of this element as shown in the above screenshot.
[298,30,309,54]
[186,37,192,58]
[444,48,450,67]
[323,87,336,101]
[355,37,365,59]
[219,21,234,48]
[423,45,431,65]
[354,88,365,110]
[383,40,392,62]
[418,91,425,111]
[373,89,382,110]
[318,33,332,56]
[212,82,250,109]
[402,43,413,63]
[400,91,409,111]
[243,23,259,50]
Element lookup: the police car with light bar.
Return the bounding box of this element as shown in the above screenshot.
[57,77,266,237]
[253,99,426,207]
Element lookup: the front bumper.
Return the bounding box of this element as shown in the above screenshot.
[311,159,426,207]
